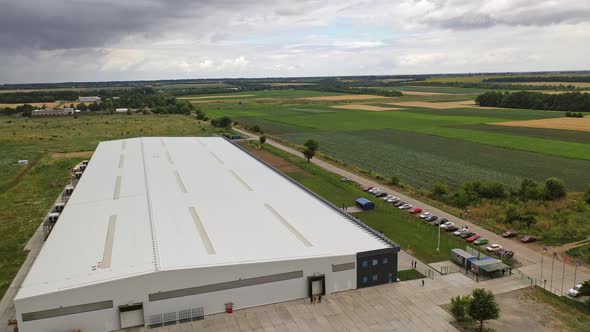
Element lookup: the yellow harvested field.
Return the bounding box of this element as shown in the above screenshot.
[51,151,94,159]
[268,83,315,86]
[490,117,590,132]
[180,94,255,100]
[298,94,389,101]
[330,104,401,112]
[386,100,482,109]
[400,90,452,96]
[0,102,63,108]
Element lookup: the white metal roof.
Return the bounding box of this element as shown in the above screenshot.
[17,137,389,298]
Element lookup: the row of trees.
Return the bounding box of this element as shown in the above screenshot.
[483,76,590,83]
[476,91,590,112]
[430,178,567,208]
[565,112,585,118]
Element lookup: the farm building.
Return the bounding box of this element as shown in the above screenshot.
[31,108,75,117]
[78,96,101,102]
[15,137,399,331]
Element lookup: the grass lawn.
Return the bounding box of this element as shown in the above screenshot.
[245,142,479,264]
[528,286,590,332]
[0,115,229,298]
[566,242,590,265]
[397,269,426,281]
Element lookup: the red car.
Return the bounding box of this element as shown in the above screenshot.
[519,236,537,243]
[466,234,481,242]
[363,186,374,192]
[408,208,423,214]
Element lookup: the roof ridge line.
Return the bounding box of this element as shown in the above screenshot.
[140,137,161,271]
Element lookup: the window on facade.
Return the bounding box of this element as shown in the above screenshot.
[362,276,369,284]
[372,259,378,266]
[382,257,389,265]
[361,260,369,268]
[372,274,378,282]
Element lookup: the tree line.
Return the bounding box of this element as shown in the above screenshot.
[476,91,590,112]
[483,76,590,83]
[1,88,197,116]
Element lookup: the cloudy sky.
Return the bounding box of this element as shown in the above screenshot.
[1,0,589,84]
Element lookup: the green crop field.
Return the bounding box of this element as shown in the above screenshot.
[0,115,227,298]
[202,89,590,191]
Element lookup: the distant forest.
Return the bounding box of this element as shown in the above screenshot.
[483,76,590,83]
[476,91,590,112]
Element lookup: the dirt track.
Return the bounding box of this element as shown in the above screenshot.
[298,94,389,101]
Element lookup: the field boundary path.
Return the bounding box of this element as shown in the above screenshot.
[233,127,590,295]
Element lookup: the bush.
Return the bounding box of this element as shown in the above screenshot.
[250,124,263,133]
[259,135,267,144]
[211,116,233,128]
[584,187,590,205]
[389,175,400,186]
[450,295,472,322]
[543,177,566,200]
[431,182,449,199]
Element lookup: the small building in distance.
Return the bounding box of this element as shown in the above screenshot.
[31,108,75,117]
[115,108,129,113]
[78,96,101,103]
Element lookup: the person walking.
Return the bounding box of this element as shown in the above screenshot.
[421,280,425,287]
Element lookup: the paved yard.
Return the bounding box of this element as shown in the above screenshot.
[145,274,530,332]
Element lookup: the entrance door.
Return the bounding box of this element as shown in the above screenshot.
[307,275,326,298]
[119,303,144,328]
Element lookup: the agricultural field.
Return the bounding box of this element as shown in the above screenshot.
[0,115,227,298]
[202,89,590,191]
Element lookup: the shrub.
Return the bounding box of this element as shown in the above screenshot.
[250,124,263,133]
[584,187,590,205]
[389,175,400,186]
[450,295,472,322]
[211,116,232,128]
[259,135,267,144]
[468,288,500,332]
[431,182,449,199]
[543,177,566,200]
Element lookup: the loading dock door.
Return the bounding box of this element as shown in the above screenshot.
[308,275,326,298]
[120,303,144,328]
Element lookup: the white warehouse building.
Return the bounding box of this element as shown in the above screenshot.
[15,137,399,331]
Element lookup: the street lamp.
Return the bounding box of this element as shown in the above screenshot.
[540,247,547,288]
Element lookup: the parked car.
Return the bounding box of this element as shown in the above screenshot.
[425,215,438,222]
[466,234,481,242]
[399,204,412,210]
[453,228,469,236]
[419,212,430,219]
[376,192,388,198]
[497,249,514,258]
[368,187,380,193]
[502,230,518,238]
[340,177,350,182]
[473,238,489,246]
[568,284,583,297]
[440,222,454,229]
[460,231,475,239]
[394,201,405,207]
[408,208,422,214]
[363,186,374,192]
[383,195,395,200]
[486,244,503,252]
[519,236,537,243]
[445,225,459,232]
[434,218,448,226]
[389,198,400,204]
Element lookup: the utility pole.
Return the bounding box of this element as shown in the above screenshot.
[550,252,556,292]
[540,247,546,287]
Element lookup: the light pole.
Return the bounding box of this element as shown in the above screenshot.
[560,256,568,295]
[436,223,440,254]
[550,252,556,292]
[574,261,580,288]
[540,247,546,287]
